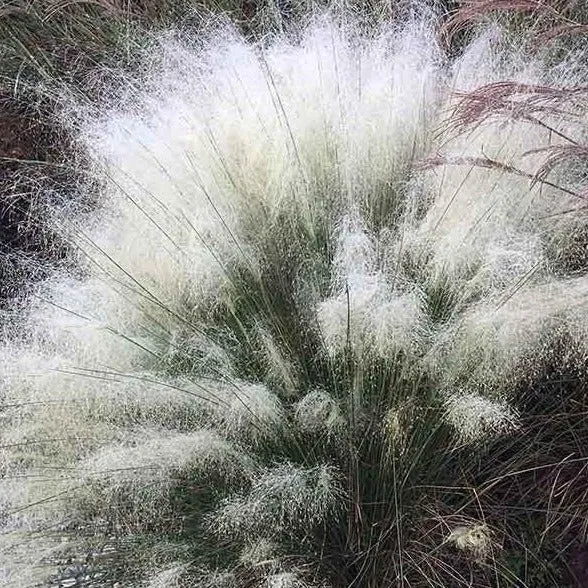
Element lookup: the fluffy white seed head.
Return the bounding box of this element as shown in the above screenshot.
[257,327,298,395]
[203,381,287,444]
[67,429,255,534]
[209,464,344,539]
[80,429,253,488]
[447,523,494,562]
[382,401,415,453]
[239,538,280,566]
[332,214,377,287]
[144,565,188,588]
[191,570,238,588]
[318,215,424,357]
[443,391,519,443]
[262,572,323,588]
[318,282,424,357]
[295,390,345,436]
[403,24,587,296]
[0,531,67,588]
[435,275,588,388]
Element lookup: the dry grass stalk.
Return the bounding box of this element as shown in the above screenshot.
[447,81,588,132]
[534,21,588,43]
[441,0,565,45]
[524,144,588,191]
[421,153,584,198]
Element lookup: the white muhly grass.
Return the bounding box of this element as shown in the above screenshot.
[318,278,424,356]
[443,391,519,443]
[0,478,68,538]
[318,216,424,356]
[193,570,237,588]
[264,572,322,588]
[204,381,286,443]
[0,358,212,473]
[294,389,344,436]
[239,538,280,566]
[258,327,298,394]
[382,401,414,451]
[144,565,187,588]
[2,366,205,425]
[79,429,253,487]
[411,29,587,293]
[70,15,439,316]
[69,431,254,535]
[331,215,377,285]
[439,275,588,388]
[0,533,67,588]
[209,464,344,539]
[2,7,588,587]
[22,276,153,369]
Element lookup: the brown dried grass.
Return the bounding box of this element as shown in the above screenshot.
[421,153,586,199]
[525,144,588,190]
[441,0,585,47]
[443,81,588,148]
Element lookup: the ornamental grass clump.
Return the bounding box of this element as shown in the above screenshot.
[2,4,588,586]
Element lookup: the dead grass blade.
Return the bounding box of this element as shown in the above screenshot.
[421,153,585,199]
[534,22,588,44]
[444,81,588,144]
[441,0,565,46]
[523,144,588,190]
